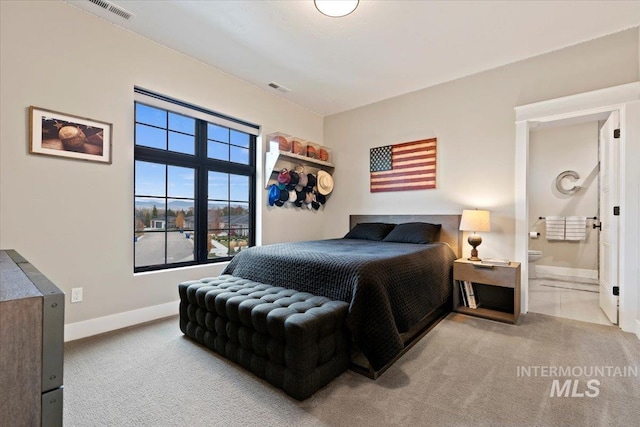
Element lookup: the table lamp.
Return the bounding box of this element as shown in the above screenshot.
[459,209,491,261]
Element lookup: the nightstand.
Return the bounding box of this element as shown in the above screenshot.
[453,258,521,324]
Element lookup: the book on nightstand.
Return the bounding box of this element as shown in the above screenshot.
[464,280,477,309]
[459,281,468,307]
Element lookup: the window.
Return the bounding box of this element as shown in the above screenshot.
[134,88,257,272]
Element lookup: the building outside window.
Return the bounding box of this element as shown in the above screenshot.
[133,88,257,272]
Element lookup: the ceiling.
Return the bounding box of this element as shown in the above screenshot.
[68,0,640,116]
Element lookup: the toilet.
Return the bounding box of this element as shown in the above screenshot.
[528,250,543,279]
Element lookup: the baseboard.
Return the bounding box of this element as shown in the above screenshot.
[64,300,179,342]
[535,265,598,283]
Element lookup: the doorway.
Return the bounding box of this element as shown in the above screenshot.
[526,114,613,326]
[514,82,640,335]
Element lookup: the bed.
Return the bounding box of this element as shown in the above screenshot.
[221,214,461,378]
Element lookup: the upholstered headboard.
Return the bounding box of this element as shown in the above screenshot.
[349,214,462,258]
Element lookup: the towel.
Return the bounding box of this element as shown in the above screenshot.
[565,216,587,241]
[545,216,565,240]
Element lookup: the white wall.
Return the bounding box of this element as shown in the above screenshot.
[529,122,599,271]
[323,28,639,262]
[0,1,324,328]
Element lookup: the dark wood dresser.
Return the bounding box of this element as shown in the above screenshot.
[0,250,64,427]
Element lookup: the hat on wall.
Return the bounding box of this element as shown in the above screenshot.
[304,191,315,204]
[315,192,327,205]
[295,172,308,191]
[306,173,317,188]
[317,170,334,195]
[288,171,299,185]
[275,188,289,207]
[277,168,291,185]
[294,190,305,207]
[268,184,279,206]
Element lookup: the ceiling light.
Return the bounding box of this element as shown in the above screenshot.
[314,0,359,17]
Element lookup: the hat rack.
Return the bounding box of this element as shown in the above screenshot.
[265,132,335,210]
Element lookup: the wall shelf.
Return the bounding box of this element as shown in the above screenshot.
[264,141,334,188]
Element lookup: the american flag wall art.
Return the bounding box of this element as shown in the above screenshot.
[369,138,437,192]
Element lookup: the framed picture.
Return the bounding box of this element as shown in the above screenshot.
[370,138,437,192]
[29,106,112,164]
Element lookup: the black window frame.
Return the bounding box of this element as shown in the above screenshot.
[134,88,257,273]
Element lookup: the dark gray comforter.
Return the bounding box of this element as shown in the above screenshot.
[222,238,456,370]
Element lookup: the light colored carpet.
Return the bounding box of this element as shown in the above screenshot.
[63,312,640,427]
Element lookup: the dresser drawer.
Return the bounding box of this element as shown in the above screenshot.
[454,261,519,288]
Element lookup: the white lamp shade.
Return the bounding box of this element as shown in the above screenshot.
[315,0,359,17]
[459,209,491,232]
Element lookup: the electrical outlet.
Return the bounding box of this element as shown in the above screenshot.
[71,287,83,303]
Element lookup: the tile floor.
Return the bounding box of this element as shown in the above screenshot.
[528,277,613,326]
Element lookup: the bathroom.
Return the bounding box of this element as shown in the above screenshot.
[527,118,613,326]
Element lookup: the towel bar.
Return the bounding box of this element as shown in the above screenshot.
[538,216,597,220]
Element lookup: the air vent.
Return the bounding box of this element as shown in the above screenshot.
[268,82,291,93]
[88,0,110,9]
[87,0,134,20]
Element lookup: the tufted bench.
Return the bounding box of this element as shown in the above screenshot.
[178,275,350,400]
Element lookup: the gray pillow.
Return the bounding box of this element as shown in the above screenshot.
[382,222,441,244]
[344,222,396,241]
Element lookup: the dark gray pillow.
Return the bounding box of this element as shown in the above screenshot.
[382,222,441,244]
[344,222,396,241]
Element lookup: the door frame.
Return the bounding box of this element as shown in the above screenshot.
[514,82,640,335]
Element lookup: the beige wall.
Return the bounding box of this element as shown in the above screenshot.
[529,122,599,270]
[1,1,639,331]
[0,1,323,325]
[323,28,639,261]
